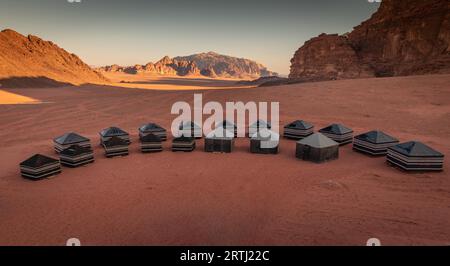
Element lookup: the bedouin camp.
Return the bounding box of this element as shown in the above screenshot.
[204,127,235,153]
[59,145,95,167]
[387,141,444,171]
[140,133,163,153]
[99,126,130,144]
[319,123,353,145]
[283,120,314,139]
[353,130,399,156]
[53,132,91,153]
[250,128,280,154]
[139,123,167,141]
[102,136,130,157]
[296,133,339,163]
[19,154,62,180]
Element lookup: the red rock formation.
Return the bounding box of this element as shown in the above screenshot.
[0,29,107,86]
[289,0,450,80]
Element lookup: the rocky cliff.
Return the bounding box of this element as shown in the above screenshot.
[0,29,107,87]
[289,0,450,81]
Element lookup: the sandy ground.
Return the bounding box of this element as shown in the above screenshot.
[0,90,40,104]
[0,74,449,246]
[103,72,251,90]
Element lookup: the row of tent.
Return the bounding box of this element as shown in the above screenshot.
[19,120,444,180]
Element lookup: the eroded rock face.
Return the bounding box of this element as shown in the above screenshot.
[289,0,450,80]
[0,29,107,86]
[289,34,375,81]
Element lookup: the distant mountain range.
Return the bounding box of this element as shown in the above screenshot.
[97,52,278,79]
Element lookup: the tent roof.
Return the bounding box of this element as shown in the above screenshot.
[60,145,92,156]
[285,120,313,130]
[179,121,201,130]
[249,120,271,128]
[206,128,234,139]
[215,120,237,129]
[297,133,339,148]
[100,127,128,137]
[139,123,165,132]
[54,132,89,144]
[251,128,280,141]
[389,141,444,157]
[103,136,128,147]
[20,154,59,168]
[140,133,161,142]
[355,130,398,144]
[319,123,353,134]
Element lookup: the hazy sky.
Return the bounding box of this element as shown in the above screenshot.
[0,0,380,74]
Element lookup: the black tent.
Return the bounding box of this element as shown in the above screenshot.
[20,154,61,180]
[283,120,314,139]
[140,133,163,153]
[215,120,238,137]
[296,133,339,163]
[139,123,167,141]
[204,128,235,153]
[179,121,202,138]
[53,132,91,153]
[387,141,444,171]
[172,136,196,152]
[99,126,130,144]
[59,145,94,167]
[318,123,353,145]
[102,136,129,157]
[353,130,399,156]
[248,120,271,137]
[250,128,280,154]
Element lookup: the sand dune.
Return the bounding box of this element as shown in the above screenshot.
[0,74,448,245]
[0,90,40,104]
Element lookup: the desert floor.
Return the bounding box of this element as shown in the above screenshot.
[0,74,449,245]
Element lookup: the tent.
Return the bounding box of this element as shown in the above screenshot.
[102,136,129,157]
[296,133,339,163]
[99,126,130,144]
[248,120,271,137]
[250,128,280,154]
[387,141,444,171]
[283,120,314,139]
[318,123,353,145]
[59,145,94,167]
[20,154,61,180]
[353,130,399,155]
[139,123,167,141]
[53,132,91,153]
[179,121,202,138]
[140,133,163,153]
[215,120,238,137]
[204,128,235,153]
[172,136,196,152]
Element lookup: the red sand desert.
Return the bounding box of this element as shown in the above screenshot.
[0,74,449,246]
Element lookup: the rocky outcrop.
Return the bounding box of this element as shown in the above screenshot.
[99,52,277,79]
[0,29,107,86]
[289,0,450,81]
[98,56,201,76]
[175,52,278,78]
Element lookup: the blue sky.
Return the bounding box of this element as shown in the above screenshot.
[0,0,380,74]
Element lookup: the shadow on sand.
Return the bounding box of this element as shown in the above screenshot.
[122,77,241,88]
[0,76,74,89]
